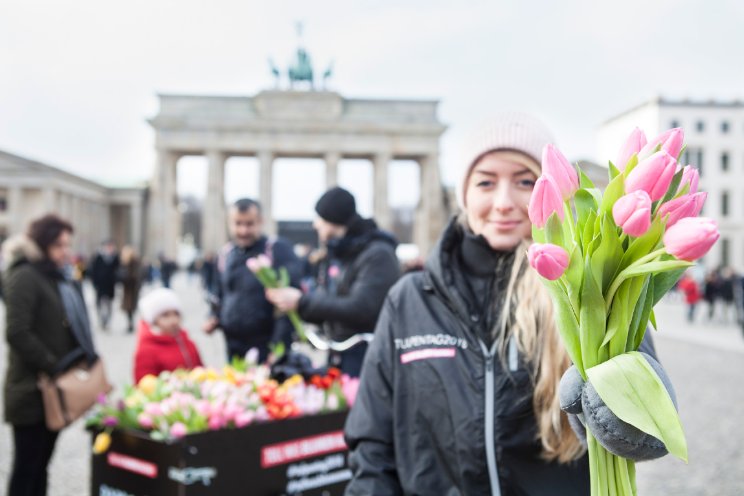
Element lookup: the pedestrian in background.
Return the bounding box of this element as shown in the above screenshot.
[677,270,702,322]
[90,240,119,330]
[267,187,400,377]
[203,198,301,362]
[118,245,143,333]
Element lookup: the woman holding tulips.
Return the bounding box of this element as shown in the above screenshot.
[345,114,682,495]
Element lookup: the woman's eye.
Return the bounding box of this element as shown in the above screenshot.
[518,179,536,188]
[477,180,494,188]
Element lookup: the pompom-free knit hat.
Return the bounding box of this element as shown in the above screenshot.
[315,187,358,226]
[138,288,182,324]
[456,112,555,210]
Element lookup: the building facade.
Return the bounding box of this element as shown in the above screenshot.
[598,98,744,270]
[0,150,147,258]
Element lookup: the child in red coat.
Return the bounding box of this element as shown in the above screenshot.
[133,288,203,382]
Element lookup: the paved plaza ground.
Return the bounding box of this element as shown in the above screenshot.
[1,274,743,495]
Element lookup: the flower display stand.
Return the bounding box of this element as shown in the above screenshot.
[91,411,350,496]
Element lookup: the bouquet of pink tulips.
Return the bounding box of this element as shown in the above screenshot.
[527,127,719,495]
[247,254,306,347]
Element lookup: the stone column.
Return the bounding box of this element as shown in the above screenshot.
[130,200,144,256]
[147,150,179,260]
[42,187,56,212]
[373,152,392,229]
[7,186,23,235]
[203,150,228,253]
[415,153,446,257]
[258,150,276,235]
[325,151,340,189]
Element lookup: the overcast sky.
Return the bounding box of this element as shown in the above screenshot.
[2,0,743,219]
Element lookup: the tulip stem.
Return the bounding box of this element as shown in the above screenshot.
[564,202,576,242]
[604,248,666,312]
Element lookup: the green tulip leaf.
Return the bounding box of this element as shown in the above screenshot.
[622,260,692,280]
[618,217,664,271]
[580,260,608,369]
[545,212,564,246]
[659,168,685,205]
[586,352,688,462]
[600,172,626,216]
[602,279,630,351]
[608,161,621,180]
[627,276,653,352]
[546,280,584,375]
[622,154,640,176]
[579,169,596,189]
[652,266,687,306]
[582,210,598,254]
[574,190,597,244]
[532,224,546,244]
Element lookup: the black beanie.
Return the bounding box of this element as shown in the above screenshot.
[315,187,357,226]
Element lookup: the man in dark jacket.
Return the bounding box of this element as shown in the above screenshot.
[89,240,119,330]
[267,187,400,377]
[203,198,300,362]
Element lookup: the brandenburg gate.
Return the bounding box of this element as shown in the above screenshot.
[146,89,447,259]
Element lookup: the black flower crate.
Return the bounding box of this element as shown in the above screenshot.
[90,410,350,496]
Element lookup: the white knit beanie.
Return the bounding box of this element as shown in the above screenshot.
[138,288,182,324]
[456,112,555,210]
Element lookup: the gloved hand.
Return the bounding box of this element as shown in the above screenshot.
[559,352,677,461]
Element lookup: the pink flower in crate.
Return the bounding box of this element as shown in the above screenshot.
[528,175,565,228]
[541,144,579,199]
[527,243,569,281]
[170,422,187,439]
[663,217,720,261]
[625,150,677,201]
[235,411,255,428]
[137,413,154,429]
[616,127,648,171]
[341,375,360,407]
[613,191,652,237]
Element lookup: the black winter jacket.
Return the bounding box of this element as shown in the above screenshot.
[298,218,400,341]
[344,219,592,496]
[212,236,300,346]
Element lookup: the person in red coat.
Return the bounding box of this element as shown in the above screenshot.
[133,288,203,382]
[677,270,702,323]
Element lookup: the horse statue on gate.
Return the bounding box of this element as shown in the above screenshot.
[288,47,314,89]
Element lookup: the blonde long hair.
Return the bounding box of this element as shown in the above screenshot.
[463,149,584,463]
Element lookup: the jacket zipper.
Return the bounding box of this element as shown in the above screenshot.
[480,340,502,496]
[425,273,503,495]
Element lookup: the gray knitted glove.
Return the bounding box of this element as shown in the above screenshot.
[559,352,678,461]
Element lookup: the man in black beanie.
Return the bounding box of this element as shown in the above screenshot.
[267,187,400,377]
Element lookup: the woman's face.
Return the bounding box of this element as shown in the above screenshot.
[464,152,538,251]
[48,230,73,268]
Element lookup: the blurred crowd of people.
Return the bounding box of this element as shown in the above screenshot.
[675,266,744,333]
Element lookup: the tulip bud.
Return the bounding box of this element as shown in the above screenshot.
[625,150,677,201]
[527,243,570,280]
[613,191,652,237]
[639,127,685,160]
[541,144,579,199]
[657,192,706,227]
[170,422,188,439]
[678,165,700,195]
[528,175,565,228]
[616,127,648,171]
[663,217,720,261]
[257,254,272,268]
[246,257,260,273]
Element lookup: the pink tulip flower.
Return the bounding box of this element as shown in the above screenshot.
[613,191,652,237]
[657,192,706,227]
[528,175,565,228]
[341,375,360,407]
[246,257,261,273]
[137,413,154,429]
[639,127,684,159]
[208,415,225,431]
[170,422,187,439]
[663,217,720,261]
[256,254,272,268]
[616,127,648,171]
[235,411,255,428]
[541,144,579,199]
[678,165,700,194]
[625,150,677,201]
[527,243,570,280]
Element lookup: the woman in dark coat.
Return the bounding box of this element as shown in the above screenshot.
[3,214,98,496]
[119,245,142,333]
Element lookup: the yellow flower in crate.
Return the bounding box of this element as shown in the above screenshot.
[188,366,207,382]
[284,374,304,387]
[137,374,158,396]
[92,432,112,454]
